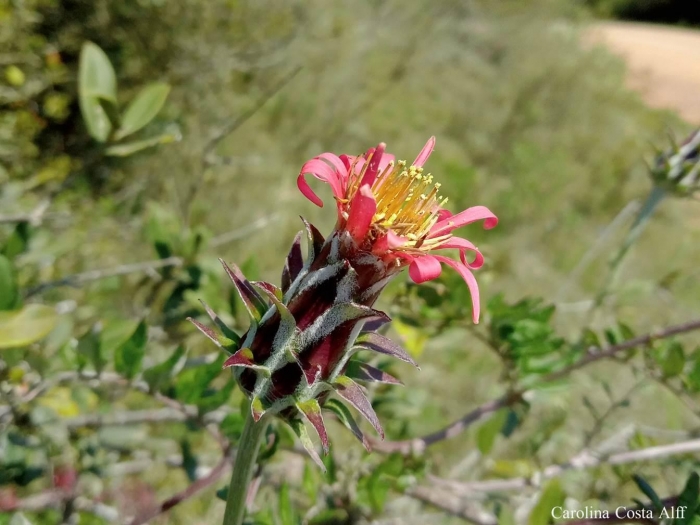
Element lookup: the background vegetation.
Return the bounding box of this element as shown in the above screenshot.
[1,0,699,524]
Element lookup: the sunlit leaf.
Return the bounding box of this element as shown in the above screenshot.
[115,83,170,140]
[78,42,117,142]
[476,409,509,455]
[392,318,428,357]
[0,304,58,349]
[529,479,565,525]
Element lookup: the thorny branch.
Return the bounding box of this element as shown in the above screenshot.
[375,317,700,454]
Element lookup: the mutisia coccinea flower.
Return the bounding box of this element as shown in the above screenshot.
[189,137,497,469]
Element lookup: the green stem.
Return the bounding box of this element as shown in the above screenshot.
[591,185,667,314]
[222,407,269,525]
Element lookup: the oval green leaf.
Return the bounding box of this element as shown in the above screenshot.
[0,304,58,350]
[78,42,117,142]
[0,255,19,311]
[115,83,170,140]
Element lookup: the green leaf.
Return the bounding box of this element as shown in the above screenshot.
[196,380,235,413]
[115,83,170,140]
[2,223,30,260]
[633,475,664,511]
[0,255,19,311]
[174,354,225,404]
[105,130,180,157]
[78,42,117,142]
[675,473,699,525]
[528,479,566,525]
[278,483,298,525]
[0,304,58,349]
[476,409,509,455]
[215,486,228,501]
[661,342,685,378]
[180,440,198,483]
[685,350,700,392]
[220,413,246,441]
[302,463,317,500]
[77,325,105,373]
[114,321,148,379]
[143,345,187,393]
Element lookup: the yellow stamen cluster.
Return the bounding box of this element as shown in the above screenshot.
[347,155,449,249]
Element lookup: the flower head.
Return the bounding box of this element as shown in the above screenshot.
[190,137,497,469]
[298,137,497,322]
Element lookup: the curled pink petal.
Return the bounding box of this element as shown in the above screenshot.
[412,136,436,167]
[319,153,350,193]
[408,255,442,283]
[430,205,498,237]
[297,158,346,208]
[433,255,481,323]
[440,237,485,269]
[360,143,386,188]
[347,185,377,243]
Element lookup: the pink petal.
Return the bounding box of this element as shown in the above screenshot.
[346,185,377,243]
[412,136,436,167]
[433,255,481,323]
[297,157,347,208]
[360,143,386,188]
[319,153,350,193]
[439,237,485,269]
[372,230,407,255]
[430,205,498,237]
[437,208,453,221]
[378,153,395,172]
[408,255,442,283]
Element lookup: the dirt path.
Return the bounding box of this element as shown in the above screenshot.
[587,21,700,123]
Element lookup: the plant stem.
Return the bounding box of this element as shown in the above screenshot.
[222,408,268,525]
[590,184,666,315]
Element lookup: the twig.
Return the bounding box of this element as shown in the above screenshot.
[19,370,229,448]
[24,256,184,297]
[375,318,700,454]
[430,438,700,495]
[182,66,302,221]
[405,485,497,525]
[210,213,281,248]
[63,408,189,428]
[556,199,641,301]
[372,394,519,454]
[128,447,231,525]
[201,67,301,162]
[0,489,119,521]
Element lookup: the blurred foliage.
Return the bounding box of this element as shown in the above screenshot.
[2,0,700,523]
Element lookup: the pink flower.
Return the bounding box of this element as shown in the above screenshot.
[298,137,497,323]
